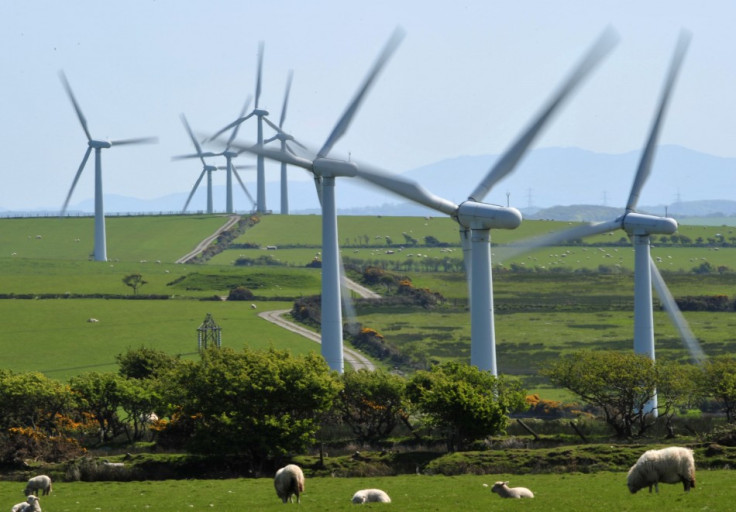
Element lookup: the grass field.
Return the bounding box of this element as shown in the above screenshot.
[2,214,735,394]
[0,472,731,511]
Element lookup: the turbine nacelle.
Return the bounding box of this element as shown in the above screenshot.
[456,201,522,230]
[89,139,112,149]
[313,158,358,178]
[619,212,678,236]
[254,108,269,117]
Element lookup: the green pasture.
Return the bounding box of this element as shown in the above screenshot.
[0,471,732,512]
[0,214,231,263]
[0,299,320,381]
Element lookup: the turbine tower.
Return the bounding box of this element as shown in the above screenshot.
[59,71,157,261]
[500,32,704,413]
[229,29,405,372]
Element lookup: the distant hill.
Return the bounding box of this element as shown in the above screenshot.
[3,145,734,219]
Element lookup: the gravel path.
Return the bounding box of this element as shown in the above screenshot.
[175,215,241,264]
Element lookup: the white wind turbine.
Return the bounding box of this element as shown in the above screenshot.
[262,71,308,215]
[207,42,270,213]
[498,32,704,413]
[223,29,406,372]
[352,30,618,374]
[174,114,227,214]
[59,71,158,262]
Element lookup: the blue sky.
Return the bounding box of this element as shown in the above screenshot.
[1,1,734,211]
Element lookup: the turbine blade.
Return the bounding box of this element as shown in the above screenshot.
[233,165,256,207]
[650,256,706,365]
[227,141,315,171]
[110,136,158,146]
[495,219,622,262]
[226,96,252,148]
[263,134,279,145]
[59,71,92,141]
[183,170,206,212]
[206,112,255,143]
[626,31,691,212]
[340,256,361,336]
[61,146,93,214]
[255,41,264,108]
[263,116,281,133]
[173,152,220,160]
[469,27,619,202]
[180,114,206,165]
[353,162,458,216]
[313,175,323,207]
[279,70,293,128]
[317,27,405,158]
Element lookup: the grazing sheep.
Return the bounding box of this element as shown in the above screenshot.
[24,475,52,496]
[491,481,534,499]
[627,446,696,494]
[351,489,391,504]
[12,495,41,512]
[274,464,305,504]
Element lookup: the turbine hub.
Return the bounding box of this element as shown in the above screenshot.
[622,212,678,236]
[89,139,112,149]
[313,158,358,178]
[254,108,269,117]
[456,201,522,230]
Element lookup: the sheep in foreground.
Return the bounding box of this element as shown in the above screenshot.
[351,489,391,504]
[274,464,305,503]
[24,475,52,496]
[627,446,696,494]
[491,481,534,499]
[12,495,41,512]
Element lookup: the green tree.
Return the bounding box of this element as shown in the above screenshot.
[164,347,341,469]
[701,356,736,422]
[335,369,407,444]
[0,370,75,432]
[407,362,526,451]
[70,372,128,442]
[116,346,178,380]
[544,350,658,438]
[116,378,163,442]
[122,273,147,295]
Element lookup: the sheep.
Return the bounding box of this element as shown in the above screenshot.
[12,495,41,512]
[274,464,305,504]
[490,481,534,499]
[24,475,52,496]
[351,489,391,504]
[627,446,696,494]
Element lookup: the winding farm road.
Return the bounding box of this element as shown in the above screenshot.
[175,214,241,264]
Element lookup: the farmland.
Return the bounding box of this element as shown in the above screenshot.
[1,213,736,394]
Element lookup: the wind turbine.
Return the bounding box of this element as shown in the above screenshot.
[353,30,617,374]
[59,71,158,262]
[498,32,704,413]
[207,42,270,213]
[263,71,308,215]
[174,114,226,214]
[221,29,406,372]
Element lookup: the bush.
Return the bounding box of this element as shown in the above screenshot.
[227,286,254,301]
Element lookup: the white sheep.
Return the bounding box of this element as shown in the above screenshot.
[274,464,305,504]
[351,489,391,504]
[24,475,52,496]
[12,495,41,512]
[627,446,696,494]
[491,481,534,499]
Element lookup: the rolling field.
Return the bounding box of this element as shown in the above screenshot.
[1,214,735,393]
[0,472,732,512]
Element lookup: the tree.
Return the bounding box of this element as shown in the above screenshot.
[116,346,178,380]
[544,350,658,438]
[700,356,736,422]
[122,273,147,295]
[163,347,341,470]
[335,369,407,444]
[70,372,128,442]
[0,370,75,432]
[227,286,254,301]
[407,362,526,451]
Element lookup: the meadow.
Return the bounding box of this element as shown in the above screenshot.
[2,213,735,394]
[1,472,732,512]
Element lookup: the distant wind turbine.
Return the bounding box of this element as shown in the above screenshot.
[59,71,158,261]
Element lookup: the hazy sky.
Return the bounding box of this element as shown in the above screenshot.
[1,1,734,211]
